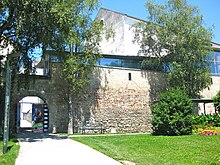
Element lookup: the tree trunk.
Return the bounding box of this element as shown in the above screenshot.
[67,88,74,134]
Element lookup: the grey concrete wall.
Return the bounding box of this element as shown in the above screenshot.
[201,76,220,98]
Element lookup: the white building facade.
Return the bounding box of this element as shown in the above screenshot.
[96,8,145,56]
[96,8,220,115]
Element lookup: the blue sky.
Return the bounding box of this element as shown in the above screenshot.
[95,0,220,44]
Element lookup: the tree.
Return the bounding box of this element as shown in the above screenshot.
[1,0,59,67]
[0,0,56,133]
[134,0,213,98]
[1,0,111,134]
[53,0,111,134]
[39,0,113,134]
[0,1,63,122]
[152,88,194,135]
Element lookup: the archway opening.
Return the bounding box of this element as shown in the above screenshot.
[17,96,49,133]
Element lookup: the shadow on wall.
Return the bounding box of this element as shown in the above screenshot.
[141,70,168,106]
[73,67,102,131]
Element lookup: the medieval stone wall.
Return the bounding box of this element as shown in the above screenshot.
[8,62,220,134]
[75,67,167,133]
[11,63,69,133]
[10,64,168,133]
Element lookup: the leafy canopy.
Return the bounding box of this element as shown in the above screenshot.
[1,0,110,134]
[1,1,57,57]
[0,0,101,70]
[0,0,108,90]
[50,0,109,93]
[134,0,213,98]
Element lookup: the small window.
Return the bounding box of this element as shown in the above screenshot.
[100,20,104,26]
[128,73,131,81]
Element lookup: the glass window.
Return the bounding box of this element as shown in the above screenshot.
[97,58,122,67]
[215,51,220,62]
[97,57,142,69]
[207,51,220,75]
[209,63,216,74]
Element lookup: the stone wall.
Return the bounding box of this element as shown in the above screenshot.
[10,62,220,133]
[10,63,220,133]
[11,63,69,133]
[75,67,167,133]
[10,64,167,133]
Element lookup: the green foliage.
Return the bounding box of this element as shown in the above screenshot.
[213,90,220,113]
[48,0,112,134]
[152,88,194,135]
[0,0,101,73]
[141,57,163,71]
[134,0,213,98]
[1,0,57,69]
[49,0,108,94]
[192,114,220,127]
[0,139,20,165]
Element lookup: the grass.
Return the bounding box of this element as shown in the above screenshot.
[72,134,220,165]
[0,138,20,165]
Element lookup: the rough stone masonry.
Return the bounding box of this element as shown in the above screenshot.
[10,63,167,133]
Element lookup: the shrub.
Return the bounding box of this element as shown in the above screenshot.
[192,113,220,127]
[152,88,194,136]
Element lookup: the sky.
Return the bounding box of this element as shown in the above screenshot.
[94,0,220,44]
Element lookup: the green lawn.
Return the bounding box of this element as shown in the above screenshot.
[0,139,20,165]
[72,134,220,165]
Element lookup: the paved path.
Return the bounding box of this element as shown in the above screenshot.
[15,132,122,165]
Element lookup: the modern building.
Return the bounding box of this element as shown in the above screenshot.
[96,8,220,115]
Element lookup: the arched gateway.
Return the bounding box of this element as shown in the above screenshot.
[10,64,70,133]
[11,84,53,133]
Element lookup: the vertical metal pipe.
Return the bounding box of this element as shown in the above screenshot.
[3,59,11,154]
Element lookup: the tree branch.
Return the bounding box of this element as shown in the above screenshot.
[0,3,15,36]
